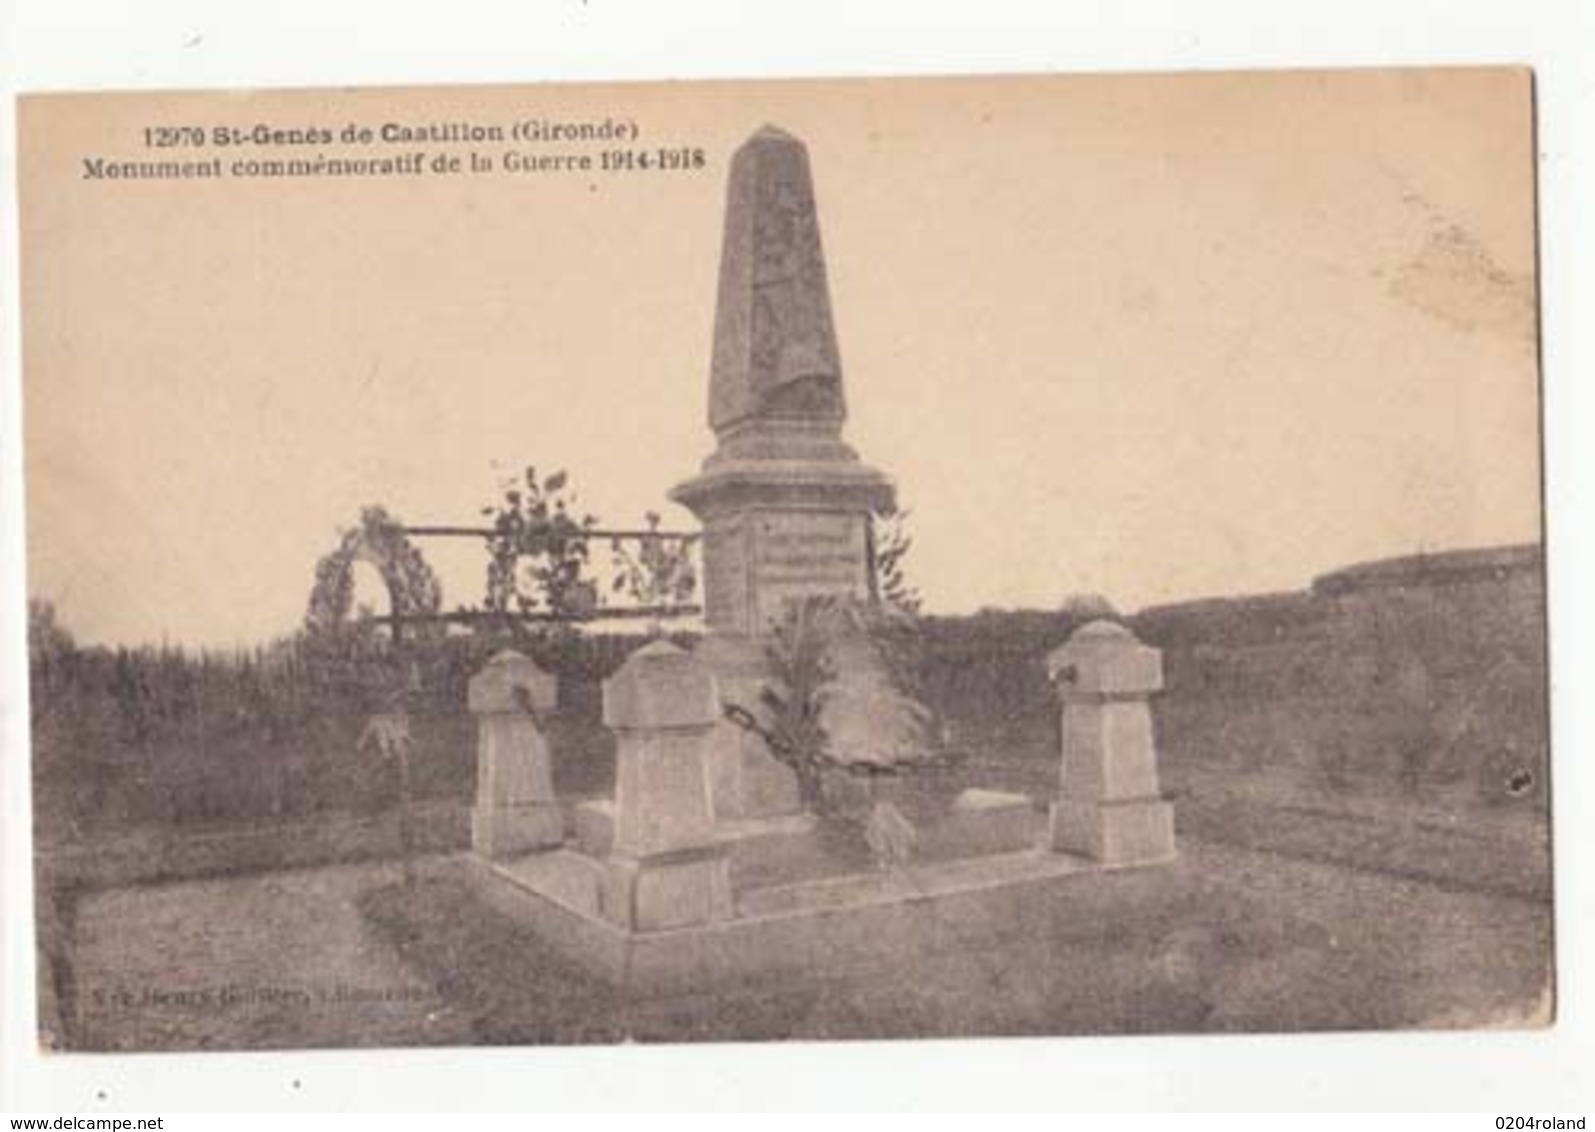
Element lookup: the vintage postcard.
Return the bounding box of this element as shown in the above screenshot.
[18,68,1548,1053]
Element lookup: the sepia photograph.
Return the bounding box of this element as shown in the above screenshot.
[16,68,1550,1057]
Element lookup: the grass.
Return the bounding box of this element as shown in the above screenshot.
[349,839,1551,1046]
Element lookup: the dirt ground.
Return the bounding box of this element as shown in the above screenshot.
[59,834,1552,1051]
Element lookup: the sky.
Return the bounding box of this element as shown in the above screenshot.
[19,68,1540,648]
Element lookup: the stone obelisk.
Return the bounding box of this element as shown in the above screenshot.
[671,125,896,820]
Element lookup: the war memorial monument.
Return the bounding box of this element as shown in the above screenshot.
[459,125,1177,988]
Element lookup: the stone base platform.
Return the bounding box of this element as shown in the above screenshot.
[462,844,1112,992]
[571,789,1042,889]
[572,800,817,858]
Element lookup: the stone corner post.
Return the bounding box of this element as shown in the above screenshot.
[598,640,733,930]
[1045,620,1176,865]
[467,649,563,859]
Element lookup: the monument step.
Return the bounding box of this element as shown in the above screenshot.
[734,848,1085,919]
[485,848,608,920]
[569,790,1043,890]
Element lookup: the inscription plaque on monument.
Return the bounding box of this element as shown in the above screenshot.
[751,511,869,629]
[700,511,873,634]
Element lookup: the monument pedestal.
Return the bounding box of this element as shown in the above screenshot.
[1049,797,1175,865]
[599,641,734,929]
[468,651,565,861]
[674,422,894,636]
[1044,622,1177,867]
[673,426,895,821]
